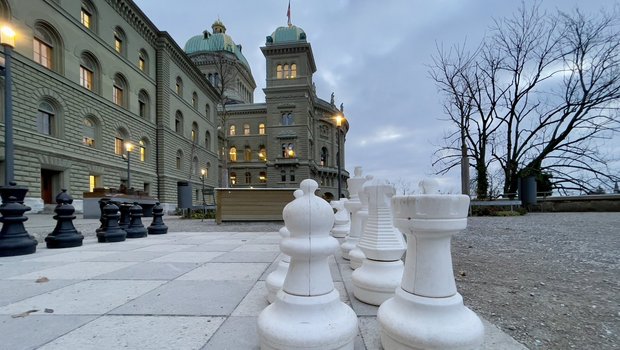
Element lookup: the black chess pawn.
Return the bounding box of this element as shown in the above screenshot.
[148,202,168,235]
[118,202,132,230]
[125,202,148,238]
[95,197,111,235]
[0,182,37,256]
[45,189,84,248]
[96,202,126,243]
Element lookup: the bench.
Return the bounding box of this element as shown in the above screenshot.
[469,199,522,215]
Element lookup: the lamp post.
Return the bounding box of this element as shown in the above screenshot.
[125,142,133,192]
[336,115,344,199]
[2,26,15,185]
[200,168,206,221]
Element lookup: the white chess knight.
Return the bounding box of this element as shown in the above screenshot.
[330,198,350,238]
[258,179,358,350]
[352,178,406,306]
[341,166,371,260]
[265,189,303,303]
[378,178,484,350]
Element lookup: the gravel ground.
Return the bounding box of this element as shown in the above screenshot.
[26,212,619,349]
[453,212,619,350]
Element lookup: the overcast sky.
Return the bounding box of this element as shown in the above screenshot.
[134,0,618,193]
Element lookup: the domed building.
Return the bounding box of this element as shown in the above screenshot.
[185,20,349,199]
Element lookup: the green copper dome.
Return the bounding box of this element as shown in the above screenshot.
[184,20,251,72]
[267,25,307,45]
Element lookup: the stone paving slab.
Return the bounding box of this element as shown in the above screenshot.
[0,224,526,349]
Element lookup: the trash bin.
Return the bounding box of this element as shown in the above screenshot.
[519,176,537,205]
[177,181,192,209]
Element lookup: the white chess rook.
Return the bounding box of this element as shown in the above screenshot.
[330,199,350,238]
[341,166,370,260]
[377,178,484,350]
[258,179,358,350]
[352,178,406,305]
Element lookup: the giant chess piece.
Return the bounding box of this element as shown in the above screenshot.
[125,202,148,238]
[0,182,37,257]
[266,190,303,303]
[96,202,126,243]
[45,189,84,249]
[352,179,406,305]
[378,179,484,350]
[349,178,372,269]
[95,197,111,235]
[118,202,132,230]
[258,179,358,350]
[341,166,370,260]
[330,198,350,238]
[147,202,168,235]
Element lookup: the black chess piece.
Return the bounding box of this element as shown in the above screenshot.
[147,202,168,235]
[45,189,84,248]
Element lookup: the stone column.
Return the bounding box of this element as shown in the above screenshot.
[377,179,484,349]
[352,179,406,305]
[258,179,358,350]
[341,166,370,260]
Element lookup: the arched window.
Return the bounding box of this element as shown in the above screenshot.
[213,73,220,87]
[138,90,150,119]
[283,64,289,78]
[244,146,252,161]
[176,150,183,169]
[175,111,183,134]
[289,170,296,182]
[276,64,283,79]
[290,63,297,78]
[243,123,250,135]
[80,0,97,32]
[320,147,329,166]
[112,73,128,108]
[245,172,252,184]
[229,125,236,136]
[282,143,295,158]
[114,129,129,155]
[259,123,265,135]
[175,76,183,96]
[114,26,126,56]
[193,156,199,175]
[205,103,211,120]
[280,170,286,182]
[33,22,63,73]
[281,113,293,126]
[191,122,199,143]
[230,172,237,185]
[229,147,237,162]
[192,92,198,108]
[80,51,99,92]
[138,49,148,73]
[259,146,267,161]
[205,131,211,151]
[37,100,56,136]
[259,172,267,183]
[82,116,97,147]
[139,139,147,161]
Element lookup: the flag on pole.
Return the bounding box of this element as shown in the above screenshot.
[287,0,291,26]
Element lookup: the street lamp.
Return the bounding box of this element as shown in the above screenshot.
[336,114,344,199]
[124,142,133,192]
[2,25,15,185]
[200,168,206,221]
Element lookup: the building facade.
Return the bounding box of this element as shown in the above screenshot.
[185,22,349,199]
[0,0,220,212]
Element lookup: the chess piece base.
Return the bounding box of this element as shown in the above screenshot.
[352,259,403,306]
[348,247,365,269]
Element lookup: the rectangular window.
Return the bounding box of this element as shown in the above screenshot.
[33,38,52,69]
[114,36,122,53]
[37,110,53,135]
[80,66,93,90]
[115,137,123,155]
[81,9,91,28]
[113,86,123,106]
[89,175,101,192]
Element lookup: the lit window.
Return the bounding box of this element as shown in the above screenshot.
[243,124,250,135]
[229,147,237,162]
[282,143,295,158]
[139,140,146,161]
[33,37,52,69]
[112,75,126,107]
[80,66,93,90]
[138,49,148,72]
[81,1,96,31]
[176,150,182,169]
[259,172,267,183]
[83,117,96,147]
[259,123,265,135]
[230,172,237,185]
[229,125,236,136]
[290,64,297,78]
[276,64,283,79]
[81,8,91,28]
[259,147,267,161]
[320,147,329,166]
[115,136,124,155]
[114,27,126,55]
[244,146,252,161]
[191,122,198,143]
[80,53,97,91]
[37,101,55,136]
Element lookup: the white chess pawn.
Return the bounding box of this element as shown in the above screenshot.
[348,178,372,269]
[352,178,406,305]
[258,179,358,350]
[265,189,303,303]
[330,199,350,238]
[378,178,484,350]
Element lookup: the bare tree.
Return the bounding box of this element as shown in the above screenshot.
[432,2,620,195]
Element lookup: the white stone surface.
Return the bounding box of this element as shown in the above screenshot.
[177,262,269,281]
[8,261,137,280]
[377,178,484,350]
[331,199,350,238]
[341,167,371,260]
[150,251,224,263]
[258,179,358,350]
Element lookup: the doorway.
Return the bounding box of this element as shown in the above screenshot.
[41,169,61,204]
